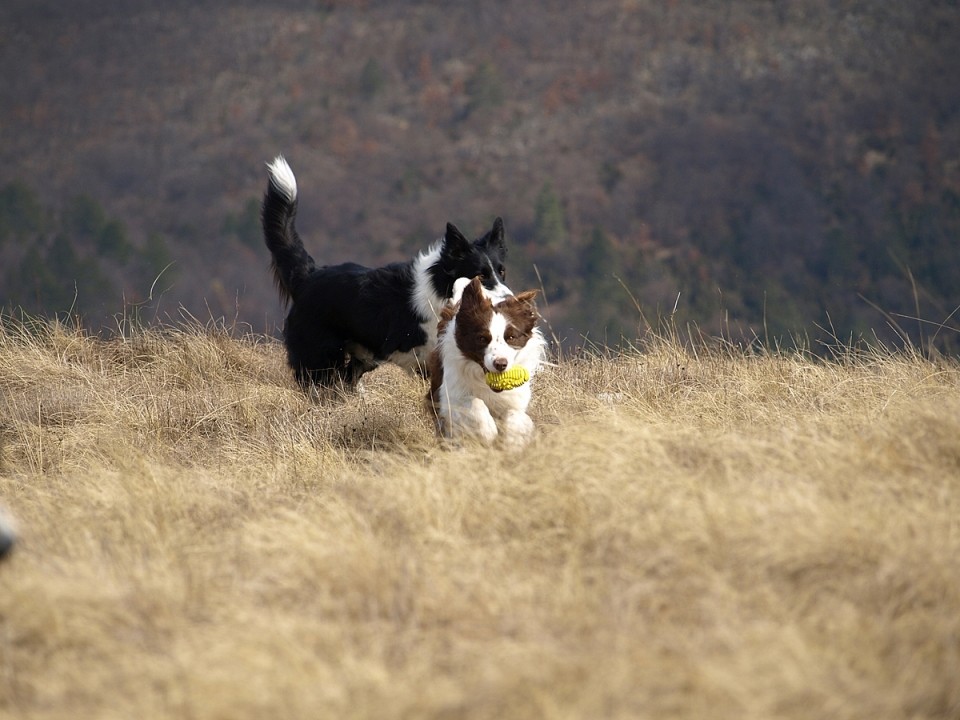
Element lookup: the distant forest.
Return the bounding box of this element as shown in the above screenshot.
[1,1,958,353]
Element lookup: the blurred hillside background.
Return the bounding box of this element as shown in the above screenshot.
[1,0,958,351]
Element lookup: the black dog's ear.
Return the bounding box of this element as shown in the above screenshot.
[444,222,471,257]
[483,217,506,251]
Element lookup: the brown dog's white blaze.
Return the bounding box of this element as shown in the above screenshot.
[453,278,494,369]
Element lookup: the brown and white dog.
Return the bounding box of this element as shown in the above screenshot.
[427,277,545,447]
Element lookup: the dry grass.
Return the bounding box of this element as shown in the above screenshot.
[1,317,959,719]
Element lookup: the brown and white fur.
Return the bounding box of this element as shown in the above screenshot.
[427,276,545,448]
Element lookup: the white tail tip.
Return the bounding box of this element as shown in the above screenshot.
[266,154,297,202]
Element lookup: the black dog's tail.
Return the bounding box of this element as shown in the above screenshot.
[261,155,316,305]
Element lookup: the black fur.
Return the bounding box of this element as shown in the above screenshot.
[0,509,14,561]
[261,157,510,389]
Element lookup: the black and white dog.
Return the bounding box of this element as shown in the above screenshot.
[0,507,15,561]
[261,156,512,389]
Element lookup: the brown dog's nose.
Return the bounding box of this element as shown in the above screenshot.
[493,358,508,372]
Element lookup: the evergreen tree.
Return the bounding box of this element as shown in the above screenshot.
[38,235,84,312]
[533,182,566,250]
[222,198,262,250]
[13,245,56,311]
[98,220,133,262]
[65,195,107,240]
[465,61,504,115]
[577,226,629,342]
[359,58,386,99]
[0,181,45,243]
[142,233,178,284]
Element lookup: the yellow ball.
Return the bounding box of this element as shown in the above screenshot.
[485,366,530,392]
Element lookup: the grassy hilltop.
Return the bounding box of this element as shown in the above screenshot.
[1,318,959,719]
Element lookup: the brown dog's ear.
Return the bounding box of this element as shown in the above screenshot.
[513,289,540,318]
[460,276,486,307]
[499,288,540,322]
[512,289,539,306]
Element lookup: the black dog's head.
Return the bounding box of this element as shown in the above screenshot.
[430,217,511,301]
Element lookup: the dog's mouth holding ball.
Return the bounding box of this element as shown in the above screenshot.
[484,366,530,392]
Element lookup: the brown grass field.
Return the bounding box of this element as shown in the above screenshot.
[1,316,959,719]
